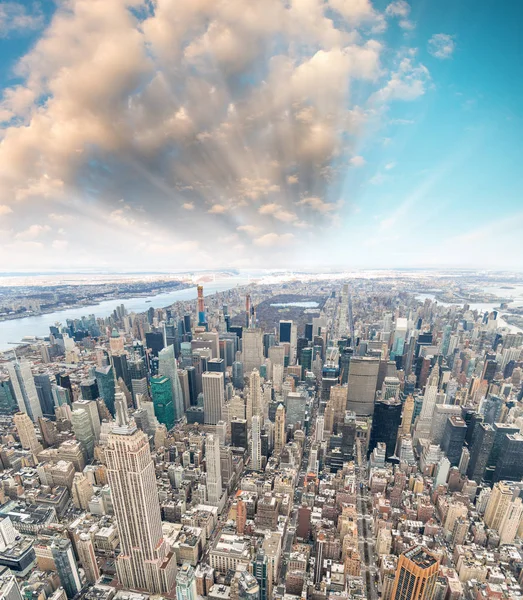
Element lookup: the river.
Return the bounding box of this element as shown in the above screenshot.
[0,277,249,351]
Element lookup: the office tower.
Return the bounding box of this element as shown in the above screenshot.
[34,374,55,418]
[274,404,286,456]
[440,416,467,466]
[493,433,523,482]
[285,391,306,428]
[382,377,401,400]
[251,415,262,471]
[467,422,495,483]
[203,372,224,426]
[242,328,264,374]
[484,482,515,532]
[232,361,244,389]
[249,369,263,417]
[419,364,440,421]
[231,418,247,449]
[0,380,18,415]
[0,568,23,600]
[279,320,292,343]
[151,375,175,430]
[72,472,93,510]
[95,366,116,416]
[205,434,222,506]
[176,563,198,600]
[252,550,272,600]
[399,395,414,437]
[72,399,101,441]
[13,412,43,455]
[105,400,176,593]
[390,546,439,600]
[80,378,99,401]
[71,409,95,459]
[238,571,259,600]
[7,361,42,421]
[77,532,100,584]
[51,537,82,598]
[158,345,184,423]
[146,331,165,357]
[368,398,402,460]
[485,423,520,480]
[429,404,461,446]
[315,415,324,442]
[346,357,379,416]
[314,532,326,583]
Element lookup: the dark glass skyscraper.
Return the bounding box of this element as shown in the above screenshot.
[368,398,402,459]
[150,375,175,430]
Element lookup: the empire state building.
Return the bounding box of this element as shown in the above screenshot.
[106,392,177,593]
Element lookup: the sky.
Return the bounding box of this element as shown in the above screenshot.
[0,0,522,273]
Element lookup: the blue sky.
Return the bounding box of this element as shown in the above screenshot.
[0,0,522,271]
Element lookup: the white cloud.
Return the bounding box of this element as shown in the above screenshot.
[208,204,227,214]
[51,239,69,250]
[182,202,195,210]
[15,224,50,240]
[371,58,430,103]
[428,34,456,59]
[350,155,366,167]
[259,203,298,222]
[254,232,295,247]
[0,3,43,38]
[296,197,337,213]
[0,206,13,216]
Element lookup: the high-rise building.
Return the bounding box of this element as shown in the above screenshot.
[251,415,262,471]
[238,571,260,600]
[368,398,402,460]
[71,409,95,459]
[242,329,264,374]
[176,563,197,600]
[51,537,82,598]
[158,345,184,423]
[236,499,247,535]
[232,361,244,389]
[72,399,101,442]
[95,366,116,416]
[467,422,495,483]
[252,550,272,600]
[231,418,247,449]
[150,375,175,430]
[202,372,224,426]
[274,404,286,456]
[0,567,23,600]
[346,357,380,416]
[0,380,18,415]
[279,321,292,343]
[34,374,55,418]
[77,532,100,584]
[390,545,439,600]
[105,399,177,593]
[7,361,42,421]
[493,433,523,482]
[440,416,467,466]
[205,434,222,506]
[13,412,43,455]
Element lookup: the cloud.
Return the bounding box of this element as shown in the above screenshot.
[385,2,414,30]
[51,239,69,250]
[0,0,434,269]
[350,155,366,167]
[296,196,337,213]
[428,34,456,59]
[0,2,44,38]
[254,232,295,247]
[208,204,227,214]
[0,206,13,216]
[15,224,50,240]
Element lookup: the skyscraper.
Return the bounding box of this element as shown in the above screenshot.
[346,357,380,416]
[368,398,402,460]
[390,546,439,600]
[13,412,43,455]
[251,415,262,471]
[158,345,184,423]
[77,532,100,584]
[105,396,177,593]
[7,361,42,421]
[205,434,222,506]
[242,328,264,374]
[274,404,286,456]
[150,375,175,430]
[95,365,116,416]
[252,550,272,600]
[51,537,82,598]
[203,372,224,426]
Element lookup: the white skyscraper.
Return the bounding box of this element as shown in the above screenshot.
[315,416,324,443]
[251,415,262,471]
[203,372,224,425]
[158,345,184,423]
[419,365,440,421]
[13,412,43,455]
[249,370,262,417]
[206,434,222,506]
[7,361,42,421]
[105,396,177,593]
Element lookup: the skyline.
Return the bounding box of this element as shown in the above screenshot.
[1,0,523,271]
